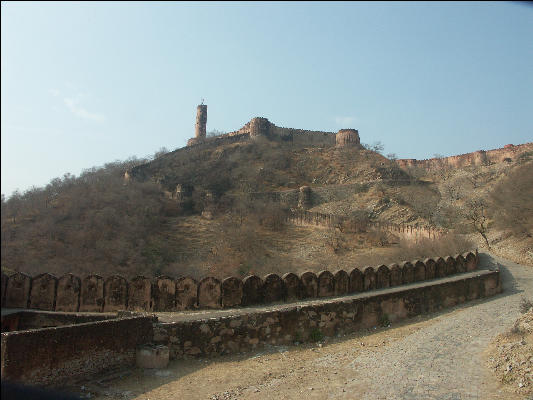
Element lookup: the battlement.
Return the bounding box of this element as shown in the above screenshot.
[1,252,479,314]
[396,142,533,170]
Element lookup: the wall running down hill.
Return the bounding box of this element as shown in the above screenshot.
[396,142,533,170]
[1,252,478,313]
[286,210,445,240]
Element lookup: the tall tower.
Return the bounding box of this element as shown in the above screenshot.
[195,104,207,139]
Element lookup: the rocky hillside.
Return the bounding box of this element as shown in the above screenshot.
[2,135,531,279]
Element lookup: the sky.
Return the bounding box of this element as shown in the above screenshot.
[2,2,532,197]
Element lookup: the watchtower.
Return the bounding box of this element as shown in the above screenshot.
[249,117,270,138]
[336,129,360,147]
[195,104,207,139]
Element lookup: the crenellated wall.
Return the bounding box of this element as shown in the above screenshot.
[396,142,533,170]
[1,262,501,386]
[153,268,500,360]
[190,117,337,147]
[1,252,478,314]
[285,210,446,240]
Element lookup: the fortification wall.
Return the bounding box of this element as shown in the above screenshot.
[396,142,533,170]
[153,268,501,360]
[286,210,445,241]
[270,125,336,146]
[1,316,153,386]
[1,251,477,314]
[1,264,500,385]
[245,181,402,210]
[226,119,336,146]
[1,311,112,332]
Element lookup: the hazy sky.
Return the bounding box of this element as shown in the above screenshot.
[2,2,532,196]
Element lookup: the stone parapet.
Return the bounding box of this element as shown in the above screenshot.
[396,142,533,170]
[1,316,153,386]
[153,268,501,360]
[1,252,478,313]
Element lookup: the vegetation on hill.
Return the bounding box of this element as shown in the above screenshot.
[410,155,533,265]
[130,138,410,194]
[1,158,172,277]
[2,138,530,279]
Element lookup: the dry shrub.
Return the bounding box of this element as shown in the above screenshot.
[366,228,391,247]
[339,210,371,233]
[490,161,533,238]
[389,233,474,261]
[257,201,287,232]
[325,227,347,254]
[520,297,533,314]
[205,212,271,279]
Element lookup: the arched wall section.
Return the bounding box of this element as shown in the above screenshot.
[2,252,479,312]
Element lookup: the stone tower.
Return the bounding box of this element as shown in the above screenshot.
[336,129,360,147]
[195,104,207,139]
[249,117,270,138]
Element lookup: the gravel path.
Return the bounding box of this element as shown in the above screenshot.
[92,252,533,400]
[337,252,533,400]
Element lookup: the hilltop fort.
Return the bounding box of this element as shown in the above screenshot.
[186,104,361,148]
[126,104,532,183]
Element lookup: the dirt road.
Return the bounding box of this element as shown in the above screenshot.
[90,253,533,400]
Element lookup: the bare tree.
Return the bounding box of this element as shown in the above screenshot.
[362,141,384,154]
[459,197,491,249]
[153,147,169,159]
[437,170,492,248]
[489,161,533,237]
[207,129,225,138]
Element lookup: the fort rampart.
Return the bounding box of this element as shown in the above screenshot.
[396,142,533,170]
[1,315,153,386]
[225,118,337,146]
[153,268,500,360]
[285,210,445,240]
[1,252,477,314]
[1,251,505,386]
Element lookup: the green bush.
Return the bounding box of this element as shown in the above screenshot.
[379,313,390,327]
[309,328,324,342]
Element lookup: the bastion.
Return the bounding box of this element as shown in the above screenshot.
[336,128,360,147]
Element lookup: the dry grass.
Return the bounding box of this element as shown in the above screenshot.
[154,213,473,280]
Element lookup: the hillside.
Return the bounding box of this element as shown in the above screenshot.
[2,131,532,279]
[128,137,409,193]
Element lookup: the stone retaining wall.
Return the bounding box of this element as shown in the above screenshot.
[1,316,154,386]
[1,252,477,313]
[152,268,501,360]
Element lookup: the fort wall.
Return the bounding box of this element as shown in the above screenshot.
[225,118,336,146]
[153,268,501,360]
[396,142,533,170]
[1,264,500,386]
[285,210,446,241]
[0,252,477,314]
[1,316,154,386]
